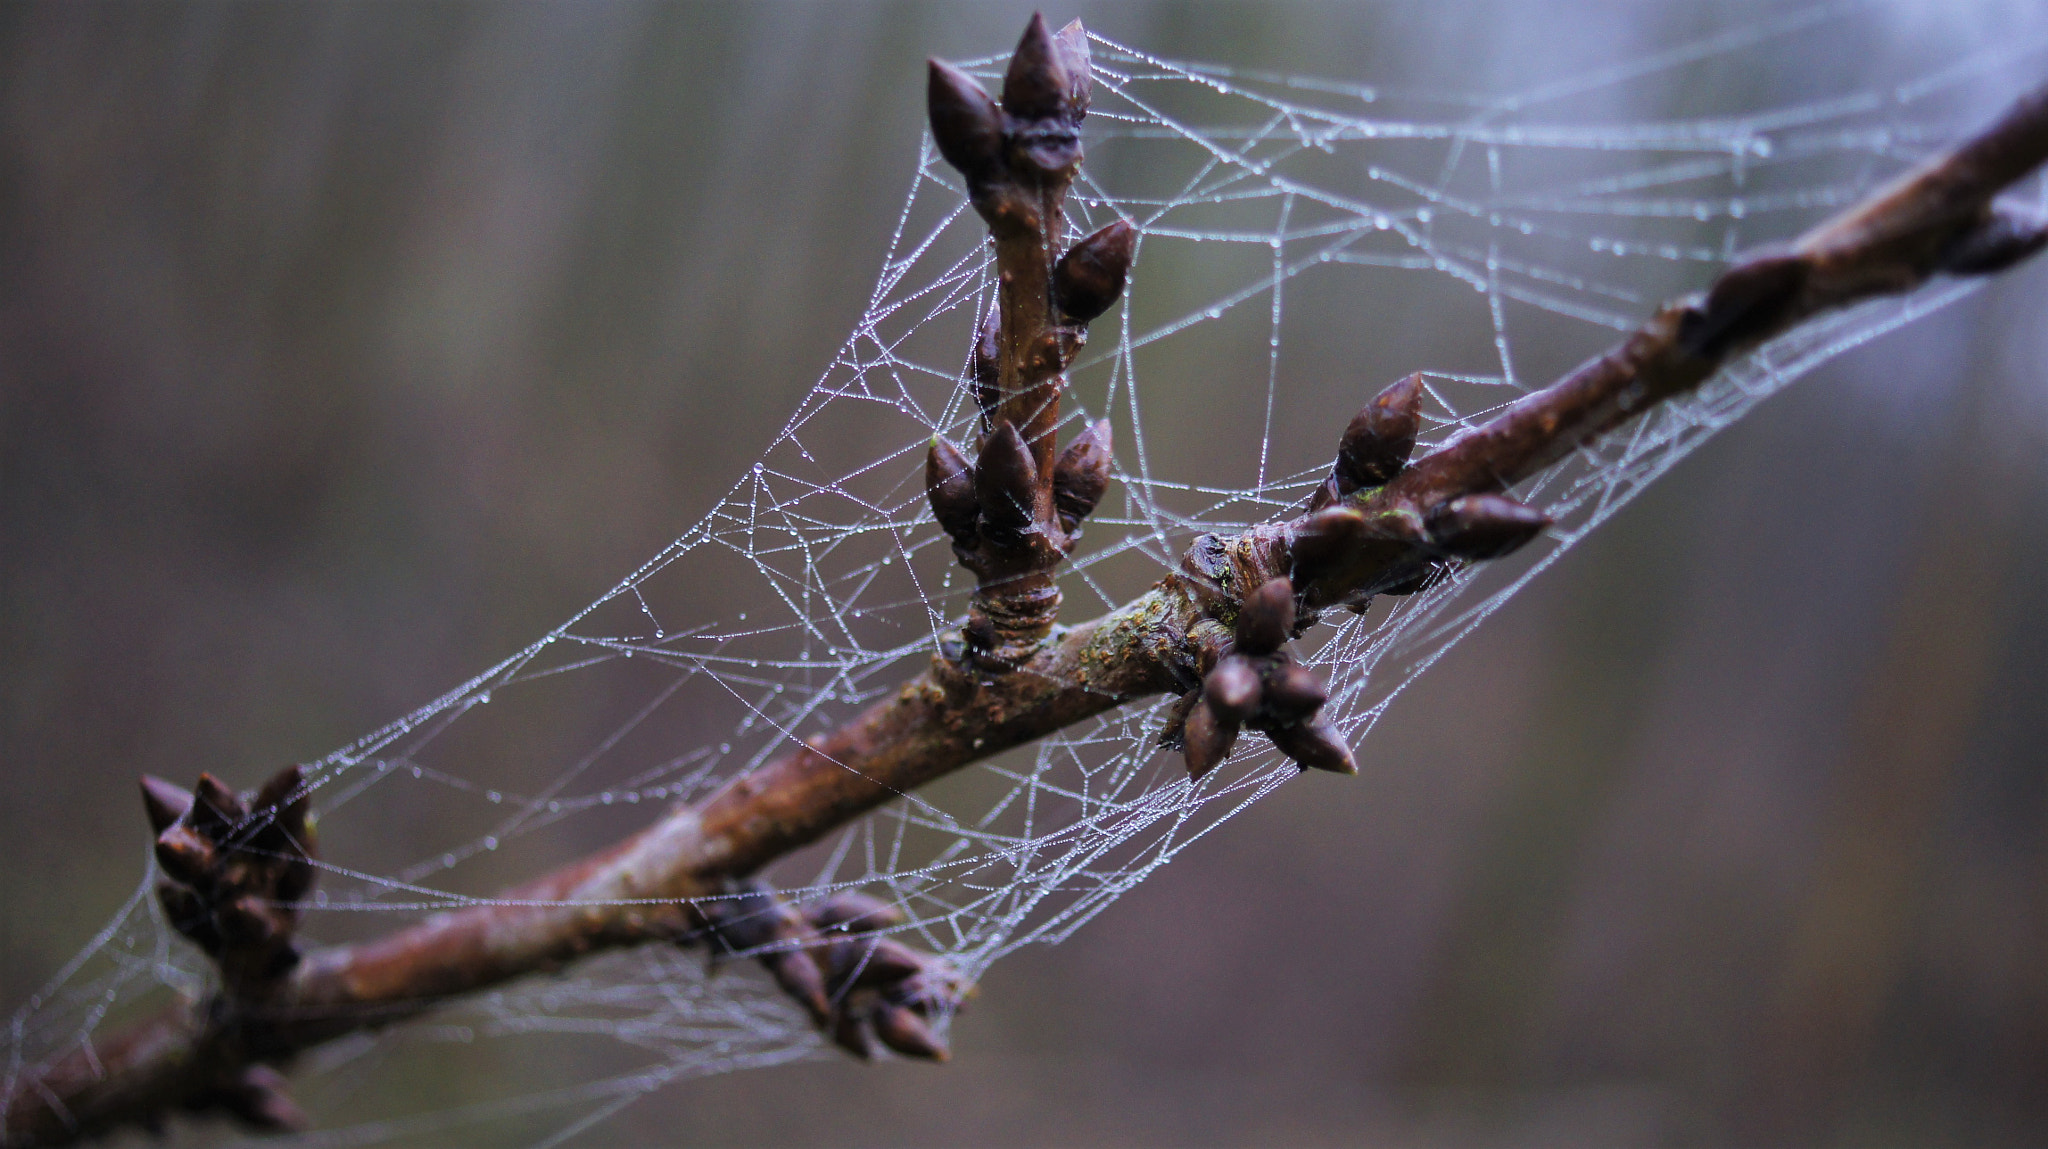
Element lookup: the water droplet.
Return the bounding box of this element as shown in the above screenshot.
[483,836,498,850]
[601,792,614,805]
[441,853,457,868]
[411,765,423,779]
[486,791,502,804]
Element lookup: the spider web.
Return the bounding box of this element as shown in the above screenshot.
[8,9,2046,1145]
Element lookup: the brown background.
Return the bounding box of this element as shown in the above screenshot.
[5,2,2048,1145]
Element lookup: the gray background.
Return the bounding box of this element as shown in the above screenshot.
[5,2,2048,1145]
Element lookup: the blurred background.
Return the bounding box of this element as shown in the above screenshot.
[4,2,2048,1145]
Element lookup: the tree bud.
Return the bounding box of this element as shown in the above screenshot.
[974,422,1039,537]
[873,1001,948,1060]
[1270,720,1357,775]
[1335,371,1424,490]
[763,950,832,1026]
[1181,697,1239,781]
[1427,494,1551,560]
[155,825,215,888]
[1053,220,1136,322]
[1262,662,1329,722]
[808,892,906,934]
[1679,247,1806,357]
[1203,655,1264,724]
[926,436,981,543]
[140,775,192,836]
[1289,506,1368,581]
[191,772,246,833]
[927,60,1004,184]
[1233,577,1296,657]
[1054,19,1092,117]
[1002,13,1070,122]
[1051,418,1113,531]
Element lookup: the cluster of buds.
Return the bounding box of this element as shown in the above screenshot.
[143,765,316,995]
[701,884,970,1061]
[1165,576,1354,780]
[1292,372,1552,603]
[925,15,1136,667]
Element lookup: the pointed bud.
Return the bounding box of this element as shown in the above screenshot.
[1262,662,1329,723]
[253,764,302,814]
[1939,203,2048,275]
[972,308,1001,423]
[1182,697,1239,781]
[833,1009,877,1059]
[874,1001,948,1060]
[1053,19,1092,117]
[1680,248,1807,358]
[849,939,927,988]
[1051,418,1113,532]
[155,881,210,937]
[1053,220,1136,323]
[219,1066,309,1133]
[1233,577,1296,657]
[1427,494,1551,560]
[1270,720,1357,775]
[155,826,214,887]
[764,950,832,1027]
[1289,507,1368,581]
[926,437,981,543]
[974,422,1039,537]
[1336,372,1424,490]
[927,60,1004,184]
[808,893,906,934]
[216,894,279,947]
[191,772,245,833]
[1002,13,1070,121]
[1203,656,1263,724]
[140,776,192,836]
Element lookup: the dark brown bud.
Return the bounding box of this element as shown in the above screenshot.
[848,938,926,988]
[972,308,1001,423]
[218,1066,309,1133]
[1289,506,1368,581]
[216,894,279,947]
[1051,418,1113,532]
[833,1009,877,1059]
[1002,13,1070,121]
[1053,220,1136,322]
[1262,662,1329,722]
[1203,655,1263,724]
[1427,494,1551,560]
[1054,19,1092,116]
[974,422,1039,537]
[874,1001,948,1060]
[155,881,212,941]
[191,772,246,833]
[1181,697,1239,781]
[1939,203,2048,275]
[1270,720,1357,775]
[927,60,1004,184]
[763,950,832,1027]
[1336,372,1424,490]
[140,775,192,835]
[252,764,302,815]
[1679,247,1807,358]
[808,892,906,934]
[155,825,214,887]
[926,436,981,542]
[1234,577,1296,657]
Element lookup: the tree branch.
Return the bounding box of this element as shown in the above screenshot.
[5,22,2044,1147]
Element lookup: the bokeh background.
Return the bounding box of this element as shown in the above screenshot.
[5,2,2048,1145]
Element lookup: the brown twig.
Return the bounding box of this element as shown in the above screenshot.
[4,18,2045,1146]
